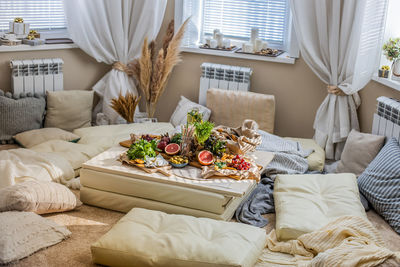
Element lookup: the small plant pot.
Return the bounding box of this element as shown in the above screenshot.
[379,69,389,78]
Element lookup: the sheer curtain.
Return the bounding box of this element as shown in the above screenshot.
[290,0,388,159]
[63,0,166,124]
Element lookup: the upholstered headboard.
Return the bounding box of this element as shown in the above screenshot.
[206,88,275,133]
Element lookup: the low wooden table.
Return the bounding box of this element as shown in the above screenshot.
[80,146,257,220]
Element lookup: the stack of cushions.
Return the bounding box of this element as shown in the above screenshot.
[206,89,275,133]
[358,138,400,234]
[13,128,80,148]
[91,208,267,267]
[0,180,81,214]
[45,90,94,131]
[335,129,385,176]
[0,89,46,144]
[274,173,366,241]
[170,96,211,127]
[0,211,71,264]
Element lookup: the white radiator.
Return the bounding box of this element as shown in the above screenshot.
[199,63,252,105]
[372,96,400,141]
[10,58,64,95]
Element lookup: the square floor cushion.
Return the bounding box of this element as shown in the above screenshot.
[274,173,366,241]
[91,208,267,267]
[358,138,400,234]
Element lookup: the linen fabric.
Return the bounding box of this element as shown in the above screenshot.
[335,129,385,176]
[358,138,400,234]
[91,208,267,267]
[0,211,71,264]
[274,173,366,241]
[63,0,166,124]
[259,216,400,267]
[170,96,211,127]
[285,137,325,172]
[290,0,388,159]
[45,90,94,131]
[14,128,80,148]
[0,180,81,214]
[0,90,45,143]
[206,88,275,133]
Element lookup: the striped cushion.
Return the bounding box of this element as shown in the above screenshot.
[358,138,400,234]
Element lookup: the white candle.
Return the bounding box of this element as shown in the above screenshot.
[262,41,269,49]
[213,29,220,39]
[205,37,211,46]
[255,38,263,52]
[243,42,253,53]
[250,27,259,45]
[215,33,224,47]
[222,39,231,48]
[210,39,218,48]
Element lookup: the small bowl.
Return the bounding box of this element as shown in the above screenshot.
[169,161,189,168]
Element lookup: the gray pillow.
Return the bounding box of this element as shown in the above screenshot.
[335,129,385,176]
[0,89,45,144]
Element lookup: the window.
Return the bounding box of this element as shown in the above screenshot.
[0,0,66,31]
[176,0,292,51]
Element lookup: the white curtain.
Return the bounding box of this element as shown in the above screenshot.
[63,0,167,124]
[290,0,388,159]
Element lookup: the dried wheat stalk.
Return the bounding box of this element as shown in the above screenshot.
[162,20,175,57]
[138,37,152,102]
[110,92,141,123]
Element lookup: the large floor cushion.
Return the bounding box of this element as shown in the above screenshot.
[285,137,325,172]
[91,208,267,267]
[274,173,366,241]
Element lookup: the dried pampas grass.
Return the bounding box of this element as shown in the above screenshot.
[130,18,190,117]
[110,92,141,123]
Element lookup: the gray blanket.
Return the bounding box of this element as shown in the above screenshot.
[235,130,313,227]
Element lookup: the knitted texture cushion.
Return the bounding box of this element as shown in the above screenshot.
[0,90,45,144]
[358,138,400,234]
[0,211,71,264]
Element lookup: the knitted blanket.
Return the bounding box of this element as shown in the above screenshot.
[256,216,400,267]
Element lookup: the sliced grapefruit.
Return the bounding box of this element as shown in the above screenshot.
[165,143,180,155]
[198,150,214,165]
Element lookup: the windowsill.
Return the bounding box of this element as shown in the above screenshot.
[181,46,295,64]
[372,74,400,92]
[0,43,78,53]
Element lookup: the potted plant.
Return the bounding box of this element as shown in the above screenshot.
[383,37,400,80]
[378,65,390,78]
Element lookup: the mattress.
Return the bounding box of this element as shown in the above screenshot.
[81,184,255,221]
[274,173,366,241]
[80,146,257,219]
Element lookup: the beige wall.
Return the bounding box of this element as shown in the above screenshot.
[0,0,399,138]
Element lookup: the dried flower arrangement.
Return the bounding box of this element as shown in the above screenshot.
[383,38,400,61]
[130,18,190,118]
[110,92,141,123]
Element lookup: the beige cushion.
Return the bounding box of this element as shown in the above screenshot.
[335,130,385,176]
[45,90,94,131]
[91,208,267,267]
[30,140,103,174]
[14,128,80,148]
[170,96,211,127]
[74,122,175,151]
[274,173,366,241]
[206,88,275,133]
[285,137,325,172]
[0,211,71,264]
[0,180,81,214]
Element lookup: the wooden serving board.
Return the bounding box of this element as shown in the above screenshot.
[119,139,132,148]
[132,163,172,177]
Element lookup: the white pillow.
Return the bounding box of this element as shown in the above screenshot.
[14,128,80,148]
[0,180,82,214]
[170,96,211,127]
[0,211,71,264]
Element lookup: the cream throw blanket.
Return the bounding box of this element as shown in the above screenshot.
[0,148,76,189]
[257,216,400,267]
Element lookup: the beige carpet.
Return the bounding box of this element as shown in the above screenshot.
[7,191,400,267]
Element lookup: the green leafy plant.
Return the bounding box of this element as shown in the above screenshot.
[170,133,182,144]
[204,135,226,157]
[194,121,214,145]
[127,139,158,160]
[383,38,400,61]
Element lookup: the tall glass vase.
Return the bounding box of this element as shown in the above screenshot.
[392,59,400,81]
